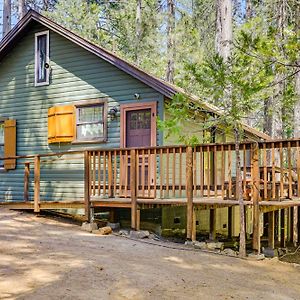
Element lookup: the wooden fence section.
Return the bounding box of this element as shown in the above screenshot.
[87,140,300,203]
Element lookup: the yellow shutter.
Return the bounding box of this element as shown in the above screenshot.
[48,105,75,143]
[4,119,16,170]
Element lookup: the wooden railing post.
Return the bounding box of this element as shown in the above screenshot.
[186,146,195,241]
[130,149,137,230]
[34,156,40,213]
[84,151,91,222]
[251,144,260,253]
[24,162,30,202]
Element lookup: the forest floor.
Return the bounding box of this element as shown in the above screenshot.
[0,207,300,300]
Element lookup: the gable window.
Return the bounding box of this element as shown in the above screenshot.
[35,31,49,86]
[0,122,4,168]
[75,100,107,142]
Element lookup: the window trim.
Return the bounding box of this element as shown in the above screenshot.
[35,30,50,87]
[73,99,108,144]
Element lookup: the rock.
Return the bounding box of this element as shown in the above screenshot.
[185,240,194,246]
[222,248,237,256]
[262,247,276,258]
[193,242,207,250]
[107,222,120,230]
[81,222,98,232]
[130,230,150,239]
[119,229,129,236]
[93,226,112,235]
[206,242,224,251]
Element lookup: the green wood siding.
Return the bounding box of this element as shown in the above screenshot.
[0,24,164,202]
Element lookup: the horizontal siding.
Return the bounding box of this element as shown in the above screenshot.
[0,23,164,202]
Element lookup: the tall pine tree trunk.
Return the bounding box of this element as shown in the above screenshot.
[293,3,300,138]
[18,0,26,20]
[216,0,246,256]
[2,0,11,38]
[135,0,142,64]
[166,0,175,83]
[215,0,232,61]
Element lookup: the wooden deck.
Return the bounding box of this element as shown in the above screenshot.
[1,138,300,252]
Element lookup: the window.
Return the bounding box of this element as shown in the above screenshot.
[75,101,107,142]
[0,122,4,168]
[35,31,49,86]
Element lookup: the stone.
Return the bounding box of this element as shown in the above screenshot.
[119,229,129,236]
[222,248,237,256]
[107,222,120,230]
[206,242,224,251]
[81,222,98,232]
[93,226,112,235]
[185,240,194,246]
[262,247,276,258]
[129,230,150,239]
[193,242,207,250]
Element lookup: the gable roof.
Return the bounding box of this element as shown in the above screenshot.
[0,10,270,140]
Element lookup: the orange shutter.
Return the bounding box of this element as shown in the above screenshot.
[48,105,75,143]
[4,119,16,170]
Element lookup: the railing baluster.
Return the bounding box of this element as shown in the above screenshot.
[98,151,101,196]
[125,150,128,197]
[207,145,210,198]
[288,142,292,198]
[166,148,169,197]
[172,148,176,197]
[179,147,182,198]
[214,145,217,197]
[142,149,145,197]
[103,151,107,196]
[272,143,276,199]
[160,148,163,198]
[297,141,300,197]
[113,150,117,197]
[263,144,267,200]
[221,145,225,199]
[148,149,151,198]
[280,142,284,199]
[200,146,204,197]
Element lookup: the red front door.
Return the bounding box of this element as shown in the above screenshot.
[120,102,157,198]
[126,109,152,148]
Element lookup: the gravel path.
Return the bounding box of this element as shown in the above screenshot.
[0,208,299,300]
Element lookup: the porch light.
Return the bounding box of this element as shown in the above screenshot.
[108,107,119,120]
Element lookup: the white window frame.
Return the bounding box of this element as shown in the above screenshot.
[35,30,50,87]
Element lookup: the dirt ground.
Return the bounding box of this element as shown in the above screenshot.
[0,208,300,300]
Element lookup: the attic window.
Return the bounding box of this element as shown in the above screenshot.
[35,31,50,86]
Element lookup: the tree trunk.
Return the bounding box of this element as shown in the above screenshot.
[166,0,175,83]
[245,0,253,20]
[234,127,246,257]
[2,0,11,38]
[135,0,142,64]
[215,0,232,61]
[18,0,27,20]
[293,3,300,138]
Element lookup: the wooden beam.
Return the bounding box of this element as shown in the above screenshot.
[293,206,298,247]
[268,211,275,249]
[209,209,216,240]
[24,162,30,202]
[228,207,232,239]
[252,144,260,253]
[130,149,137,230]
[192,208,196,242]
[84,151,91,222]
[280,209,286,248]
[186,146,194,240]
[34,156,40,213]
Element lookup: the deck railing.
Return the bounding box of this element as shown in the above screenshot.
[86,140,300,203]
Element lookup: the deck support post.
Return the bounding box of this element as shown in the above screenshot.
[130,149,137,230]
[228,207,232,239]
[209,209,216,240]
[280,209,286,248]
[34,156,40,213]
[268,211,275,249]
[24,162,30,202]
[192,207,197,241]
[84,151,91,222]
[136,209,141,231]
[293,206,298,247]
[186,146,194,241]
[252,144,260,253]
